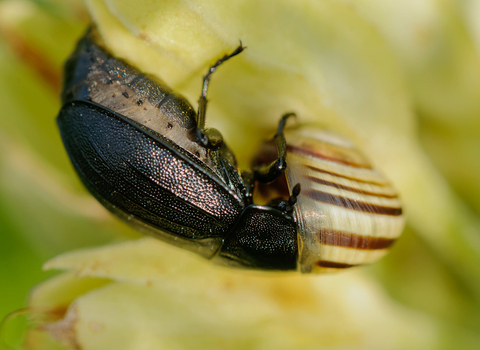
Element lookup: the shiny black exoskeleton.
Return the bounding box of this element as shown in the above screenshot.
[57,28,300,271]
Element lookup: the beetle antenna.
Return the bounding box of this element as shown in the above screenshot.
[276,112,296,136]
[197,41,245,131]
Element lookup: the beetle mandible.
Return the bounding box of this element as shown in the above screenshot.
[57,27,405,273]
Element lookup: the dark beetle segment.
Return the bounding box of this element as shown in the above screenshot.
[58,101,245,257]
[215,206,297,270]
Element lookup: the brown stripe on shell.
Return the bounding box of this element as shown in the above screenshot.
[304,189,403,216]
[305,176,398,199]
[316,229,396,250]
[305,165,389,186]
[287,144,371,169]
[315,261,357,269]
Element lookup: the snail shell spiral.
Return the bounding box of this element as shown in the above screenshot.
[255,126,405,273]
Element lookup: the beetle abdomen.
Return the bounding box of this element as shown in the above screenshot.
[58,101,245,258]
[283,128,405,273]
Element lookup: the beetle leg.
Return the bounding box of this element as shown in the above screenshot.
[253,112,296,183]
[196,42,245,149]
[196,127,224,150]
[241,169,255,205]
[267,183,301,214]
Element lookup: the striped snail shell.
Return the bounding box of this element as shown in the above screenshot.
[255,125,405,273]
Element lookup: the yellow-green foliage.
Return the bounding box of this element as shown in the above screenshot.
[1,0,480,349]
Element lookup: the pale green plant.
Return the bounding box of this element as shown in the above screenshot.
[1,0,480,349]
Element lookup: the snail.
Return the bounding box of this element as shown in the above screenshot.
[253,125,404,273]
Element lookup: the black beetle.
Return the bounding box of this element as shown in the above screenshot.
[57,28,301,271]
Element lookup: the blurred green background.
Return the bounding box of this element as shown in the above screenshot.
[1,0,480,348]
[0,0,130,326]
